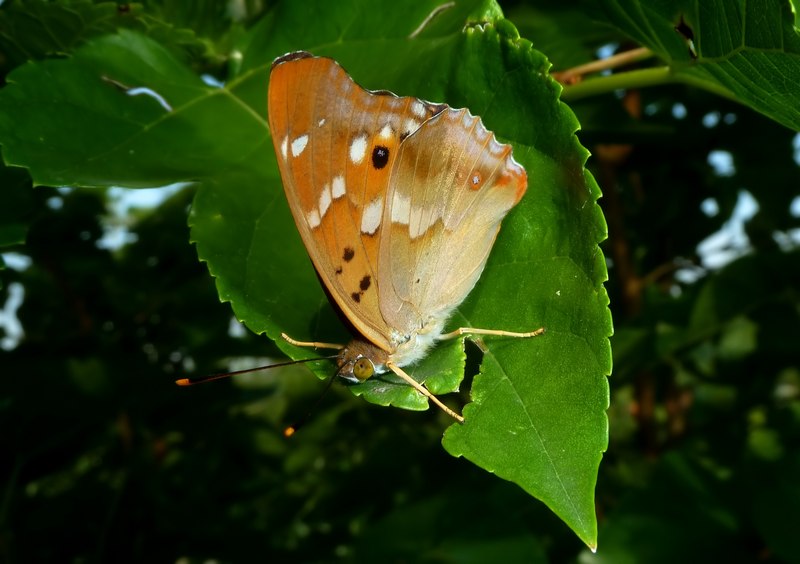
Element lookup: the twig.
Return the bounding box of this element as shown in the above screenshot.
[553,47,654,85]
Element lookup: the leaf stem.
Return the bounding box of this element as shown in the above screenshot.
[553,47,655,84]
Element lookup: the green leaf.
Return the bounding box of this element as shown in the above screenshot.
[0,0,214,75]
[0,0,124,68]
[594,0,800,130]
[508,1,622,71]
[0,0,611,547]
[352,484,549,563]
[0,30,260,188]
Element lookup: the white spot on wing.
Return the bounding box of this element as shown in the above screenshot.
[409,207,424,238]
[406,197,442,239]
[361,196,383,234]
[319,183,332,217]
[390,192,411,225]
[280,136,288,160]
[403,118,420,136]
[379,123,393,139]
[318,118,326,127]
[307,209,321,229]
[411,101,426,118]
[291,134,309,157]
[409,206,442,239]
[332,175,346,198]
[488,139,503,156]
[349,134,368,164]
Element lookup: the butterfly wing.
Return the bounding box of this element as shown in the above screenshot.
[267,52,445,351]
[378,108,527,359]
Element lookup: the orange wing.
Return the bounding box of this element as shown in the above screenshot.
[267,52,444,352]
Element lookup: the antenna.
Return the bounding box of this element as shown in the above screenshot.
[175,356,338,386]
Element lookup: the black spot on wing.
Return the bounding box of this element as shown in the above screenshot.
[372,146,389,169]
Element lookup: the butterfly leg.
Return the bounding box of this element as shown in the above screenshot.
[438,327,545,341]
[386,362,465,423]
[281,332,344,351]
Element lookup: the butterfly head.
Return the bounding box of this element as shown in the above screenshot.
[336,339,389,383]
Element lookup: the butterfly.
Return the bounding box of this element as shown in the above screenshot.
[267,51,543,422]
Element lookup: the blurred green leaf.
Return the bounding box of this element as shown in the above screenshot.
[0,160,33,250]
[595,0,800,130]
[509,1,621,71]
[353,483,549,563]
[585,453,743,564]
[0,0,216,77]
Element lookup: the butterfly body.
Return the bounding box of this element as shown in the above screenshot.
[268,52,533,419]
[336,315,444,384]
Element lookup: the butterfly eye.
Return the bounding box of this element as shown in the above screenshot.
[352,357,375,381]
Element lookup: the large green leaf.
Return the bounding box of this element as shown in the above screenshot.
[0,0,611,547]
[593,0,800,130]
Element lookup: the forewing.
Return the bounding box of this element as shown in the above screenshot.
[267,52,445,350]
[379,108,527,335]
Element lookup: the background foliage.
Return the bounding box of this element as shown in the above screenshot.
[1,0,799,562]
